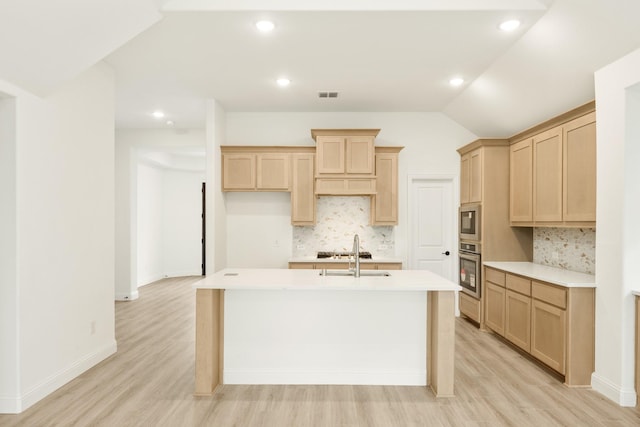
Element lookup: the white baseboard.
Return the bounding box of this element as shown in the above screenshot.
[224,369,427,386]
[164,270,201,278]
[115,290,139,301]
[12,340,118,413]
[137,273,165,287]
[0,396,21,414]
[591,372,637,407]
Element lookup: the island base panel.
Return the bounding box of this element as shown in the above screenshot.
[428,291,455,397]
[195,289,224,395]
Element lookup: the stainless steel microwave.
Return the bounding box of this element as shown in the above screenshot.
[459,204,481,241]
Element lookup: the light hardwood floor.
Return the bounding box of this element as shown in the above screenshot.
[2,276,639,426]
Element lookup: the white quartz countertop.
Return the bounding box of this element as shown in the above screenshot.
[289,257,404,264]
[194,268,460,292]
[483,262,596,288]
[632,291,640,297]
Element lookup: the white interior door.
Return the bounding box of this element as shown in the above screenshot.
[408,176,455,281]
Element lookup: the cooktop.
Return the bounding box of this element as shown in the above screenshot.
[317,251,372,259]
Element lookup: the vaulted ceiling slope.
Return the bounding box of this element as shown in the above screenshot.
[1,1,640,138]
[0,0,163,96]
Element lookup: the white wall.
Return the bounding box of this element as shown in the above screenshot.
[115,128,205,299]
[136,161,204,285]
[593,47,640,406]
[205,100,228,273]
[224,112,476,266]
[0,63,116,413]
[163,169,204,277]
[137,162,164,286]
[0,95,18,408]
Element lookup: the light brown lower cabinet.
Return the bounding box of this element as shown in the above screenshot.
[483,266,594,386]
[485,282,506,336]
[531,299,566,374]
[505,290,531,352]
[459,293,481,324]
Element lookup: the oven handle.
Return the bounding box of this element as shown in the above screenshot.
[459,250,480,256]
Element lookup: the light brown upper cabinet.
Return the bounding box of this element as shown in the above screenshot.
[370,147,402,225]
[533,126,563,222]
[460,148,482,204]
[222,153,255,191]
[563,112,596,222]
[221,146,315,225]
[222,149,290,191]
[312,129,380,196]
[257,153,290,190]
[291,153,316,225]
[315,134,375,175]
[510,139,534,223]
[509,109,596,227]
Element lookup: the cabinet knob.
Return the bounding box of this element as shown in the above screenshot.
[442,251,450,256]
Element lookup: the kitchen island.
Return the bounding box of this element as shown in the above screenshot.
[193,268,460,398]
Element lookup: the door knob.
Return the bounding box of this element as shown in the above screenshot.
[442,251,450,256]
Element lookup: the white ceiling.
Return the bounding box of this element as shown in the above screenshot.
[1,0,640,137]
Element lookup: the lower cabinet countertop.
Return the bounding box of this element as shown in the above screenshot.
[483,261,596,288]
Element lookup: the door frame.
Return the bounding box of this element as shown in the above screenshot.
[406,174,459,282]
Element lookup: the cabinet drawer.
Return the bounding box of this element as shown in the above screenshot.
[485,267,505,286]
[315,178,376,195]
[506,273,531,296]
[532,281,566,309]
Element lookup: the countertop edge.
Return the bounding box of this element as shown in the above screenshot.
[193,268,460,292]
[483,261,596,288]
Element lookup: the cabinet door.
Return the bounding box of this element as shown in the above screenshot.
[533,126,563,222]
[459,292,481,324]
[563,112,596,222]
[316,136,345,174]
[291,153,316,225]
[346,136,375,174]
[510,139,533,223]
[371,152,398,225]
[222,154,255,190]
[531,299,566,374]
[469,149,483,203]
[257,154,290,190]
[460,153,471,204]
[505,290,531,352]
[485,282,506,336]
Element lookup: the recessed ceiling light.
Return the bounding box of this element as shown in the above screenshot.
[276,78,291,87]
[152,110,165,119]
[256,20,275,33]
[449,77,464,87]
[499,19,521,32]
[166,120,174,126]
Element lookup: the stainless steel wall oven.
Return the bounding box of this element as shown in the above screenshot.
[459,241,481,299]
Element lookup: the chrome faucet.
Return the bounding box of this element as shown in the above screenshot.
[350,234,361,277]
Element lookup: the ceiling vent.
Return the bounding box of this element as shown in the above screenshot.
[318,91,339,98]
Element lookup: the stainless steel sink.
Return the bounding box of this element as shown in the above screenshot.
[319,270,390,277]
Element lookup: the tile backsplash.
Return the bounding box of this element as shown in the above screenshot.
[533,228,596,274]
[292,196,394,258]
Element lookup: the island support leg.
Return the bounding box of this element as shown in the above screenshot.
[427,290,455,397]
[195,289,224,395]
